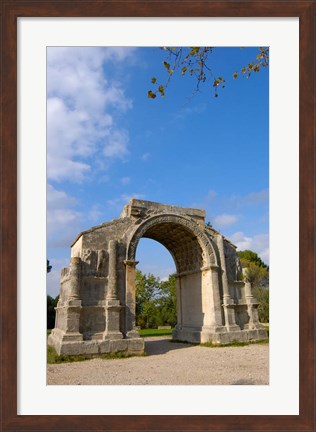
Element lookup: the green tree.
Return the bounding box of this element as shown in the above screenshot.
[237,250,269,286]
[135,270,177,329]
[156,275,177,327]
[252,286,269,323]
[135,270,160,328]
[237,249,269,323]
[148,47,269,99]
[243,262,269,287]
[237,249,268,269]
[47,295,59,329]
[47,259,52,273]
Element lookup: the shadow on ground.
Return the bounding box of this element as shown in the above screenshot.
[231,379,255,385]
[145,337,195,356]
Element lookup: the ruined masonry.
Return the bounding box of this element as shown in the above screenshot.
[48,199,267,356]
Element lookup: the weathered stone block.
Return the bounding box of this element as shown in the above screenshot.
[83,341,99,354]
[128,338,144,353]
[99,340,111,354]
[110,339,128,352]
[59,342,83,356]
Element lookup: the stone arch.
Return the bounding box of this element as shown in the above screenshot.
[126,213,217,271]
[48,199,268,356]
[124,213,226,343]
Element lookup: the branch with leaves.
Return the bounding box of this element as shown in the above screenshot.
[148,47,269,99]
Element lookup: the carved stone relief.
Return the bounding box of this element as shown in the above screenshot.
[81,248,108,277]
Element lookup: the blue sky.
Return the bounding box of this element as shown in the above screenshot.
[47,47,269,297]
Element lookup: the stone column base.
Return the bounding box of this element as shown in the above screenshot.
[48,333,144,356]
[126,329,141,338]
[172,325,268,345]
[103,331,123,340]
[244,322,266,330]
[103,299,123,340]
[172,326,226,343]
[48,328,83,343]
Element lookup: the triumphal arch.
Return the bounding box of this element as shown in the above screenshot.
[48,199,267,355]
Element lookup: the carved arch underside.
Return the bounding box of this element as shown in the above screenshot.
[126,214,217,273]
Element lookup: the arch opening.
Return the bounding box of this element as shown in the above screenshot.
[135,238,177,330]
[125,218,216,343]
[141,222,203,274]
[136,237,176,280]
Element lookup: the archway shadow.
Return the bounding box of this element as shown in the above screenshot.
[144,337,197,356]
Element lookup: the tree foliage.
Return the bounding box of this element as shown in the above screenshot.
[237,249,268,269]
[148,47,269,99]
[47,259,52,273]
[252,286,269,323]
[237,250,269,322]
[135,270,177,329]
[237,249,269,287]
[243,262,269,287]
[135,271,160,323]
[47,295,59,329]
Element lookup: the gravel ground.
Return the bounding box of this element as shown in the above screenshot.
[47,336,269,385]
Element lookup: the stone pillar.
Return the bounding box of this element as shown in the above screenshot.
[216,235,239,331]
[103,240,123,340]
[62,257,83,341]
[174,275,182,330]
[172,274,183,340]
[216,235,231,304]
[69,257,81,302]
[245,280,253,298]
[209,267,227,327]
[107,240,118,300]
[244,280,264,329]
[124,259,140,338]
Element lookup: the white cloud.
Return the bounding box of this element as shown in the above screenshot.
[243,189,269,204]
[229,189,269,208]
[107,193,146,209]
[88,205,103,223]
[174,103,207,120]
[47,183,77,208]
[47,258,70,297]
[98,174,110,183]
[121,177,131,185]
[141,152,150,161]
[213,213,239,228]
[196,189,268,215]
[47,184,83,247]
[207,190,217,200]
[47,47,134,183]
[230,231,269,264]
[191,189,217,211]
[47,47,134,112]
[103,129,129,159]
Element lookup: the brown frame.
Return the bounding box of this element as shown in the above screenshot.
[1,1,315,431]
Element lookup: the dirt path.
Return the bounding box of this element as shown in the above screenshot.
[47,337,269,385]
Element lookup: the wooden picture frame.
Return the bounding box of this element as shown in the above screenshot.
[1,1,315,430]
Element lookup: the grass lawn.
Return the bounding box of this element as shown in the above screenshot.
[139,328,173,337]
[200,338,269,348]
[47,344,144,364]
